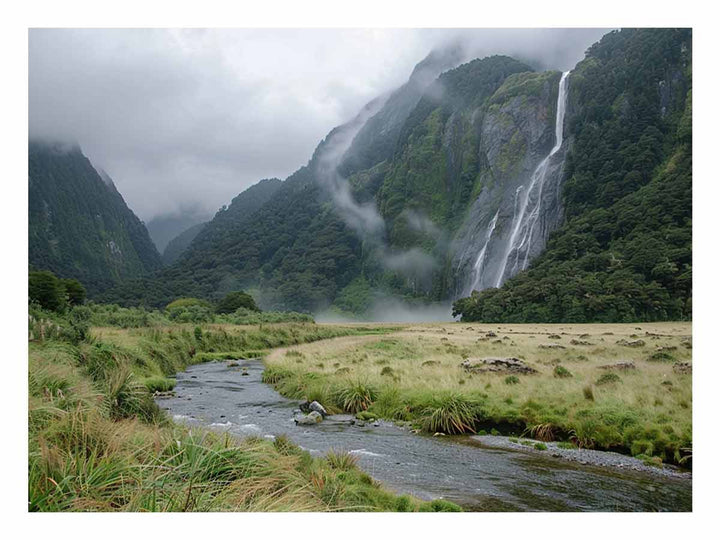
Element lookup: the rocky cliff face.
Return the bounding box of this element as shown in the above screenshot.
[451,70,567,296]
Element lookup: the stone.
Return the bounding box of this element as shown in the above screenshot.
[539,343,566,350]
[570,339,593,346]
[294,411,323,425]
[460,357,537,374]
[308,400,328,417]
[616,339,646,348]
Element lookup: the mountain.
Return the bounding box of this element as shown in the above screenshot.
[98,28,692,322]
[162,221,207,265]
[453,28,692,322]
[146,212,210,254]
[29,141,163,294]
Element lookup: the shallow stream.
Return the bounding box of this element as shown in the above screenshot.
[159,359,691,512]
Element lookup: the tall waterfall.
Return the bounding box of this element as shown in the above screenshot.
[493,70,570,288]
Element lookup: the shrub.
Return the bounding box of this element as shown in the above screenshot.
[505,375,520,385]
[166,298,212,310]
[647,351,676,362]
[554,365,573,378]
[583,385,595,401]
[61,278,86,306]
[534,443,548,451]
[596,373,621,386]
[29,270,66,312]
[380,366,395,377]
[215,291,259,314]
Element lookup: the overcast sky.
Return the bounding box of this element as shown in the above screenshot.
[29,28,609,222]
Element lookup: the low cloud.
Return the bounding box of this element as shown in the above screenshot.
[29,28,609,222]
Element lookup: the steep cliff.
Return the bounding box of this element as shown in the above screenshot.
[453,28,692,322]
[28,141,162,295]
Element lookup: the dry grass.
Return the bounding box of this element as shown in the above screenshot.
[264,322,692,463]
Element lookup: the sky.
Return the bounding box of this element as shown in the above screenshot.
[28,28,609,222]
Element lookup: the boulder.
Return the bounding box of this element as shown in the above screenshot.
[460,357,537,374]
[299,400,328,417]
[569,339,593,346]
[616,339,646,348]
[309,400,328,417]
[294,411,323,425]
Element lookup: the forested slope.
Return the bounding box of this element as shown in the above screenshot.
[29,142,163,295]
[453,28,692,322]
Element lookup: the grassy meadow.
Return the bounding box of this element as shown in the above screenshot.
[28,311,458,511]
[263,322,692,466]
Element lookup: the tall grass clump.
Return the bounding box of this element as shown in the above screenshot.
[420,393,482,434]
[334,381,378,413]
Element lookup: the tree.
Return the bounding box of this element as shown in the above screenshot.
[61,278,86,306]
[215,291,260,314]
[29,270,65,312]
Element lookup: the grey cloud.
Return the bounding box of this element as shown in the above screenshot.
[29,28,609,222]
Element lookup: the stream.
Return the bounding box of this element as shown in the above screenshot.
[158,359,692,512]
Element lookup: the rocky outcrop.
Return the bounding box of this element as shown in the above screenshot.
[460,357,537,374]
[617,339,646,348]
[299,400,328,417]
[451,70,567,296]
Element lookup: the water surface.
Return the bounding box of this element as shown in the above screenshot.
[159,359,691,512]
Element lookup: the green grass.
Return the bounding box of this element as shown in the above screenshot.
[29,308,457,512]
[262,322,692,465]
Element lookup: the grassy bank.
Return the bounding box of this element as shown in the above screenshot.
[28,310,459,511]
[263,322,692,466]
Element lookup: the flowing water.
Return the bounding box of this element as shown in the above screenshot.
[494,71,571,288]
[159,359,691,512]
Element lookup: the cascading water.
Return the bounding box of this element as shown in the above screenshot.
[463,210,499,296]
[493,70,570,288]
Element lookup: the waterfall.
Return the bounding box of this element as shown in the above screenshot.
[463,210,499,296]
[493,71,570,288]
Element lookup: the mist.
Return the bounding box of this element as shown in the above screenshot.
[29,28,609,223]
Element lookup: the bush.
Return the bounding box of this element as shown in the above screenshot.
[553,365,573,378]
[505,375,520,385]
[61,278,86,306]
[215,291,259,314]
[166,298,212,310]
[596,373,622,385]
[29,270,66,312]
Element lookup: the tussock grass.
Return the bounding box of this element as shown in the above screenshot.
[263,322,692,465]
[30,311,450,512]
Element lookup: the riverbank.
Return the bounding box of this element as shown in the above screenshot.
[28,312,458,511]
[262,322,692,467]
[160,357,691,511]
[470,435,691,479]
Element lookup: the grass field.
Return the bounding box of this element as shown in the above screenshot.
[263,322,692,466]
[29,317,457,511]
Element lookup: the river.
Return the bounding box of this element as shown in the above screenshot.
[158,359,691,512]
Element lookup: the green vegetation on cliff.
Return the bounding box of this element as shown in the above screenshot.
[454,29,692,323]
[29,142,162,295]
